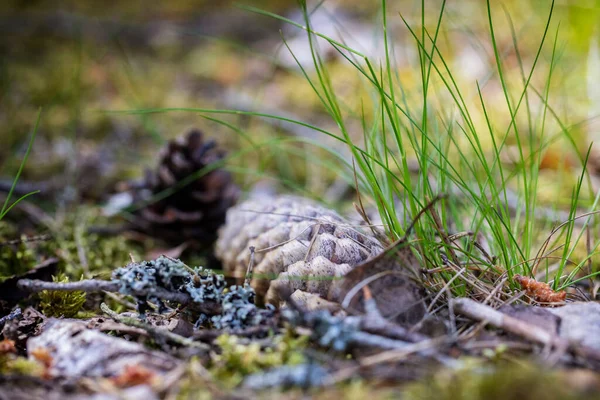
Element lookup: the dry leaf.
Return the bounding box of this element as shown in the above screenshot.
[328,239,426,324]
[0,339,16,354]
[539,147,575,171]
[30,347,53,368]
[111,364,156,388]
[30,347,54,379]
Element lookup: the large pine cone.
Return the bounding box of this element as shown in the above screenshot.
[130,129,239,245]
[215,195,384,305]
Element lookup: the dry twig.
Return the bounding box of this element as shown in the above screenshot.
[100,303,210,351]
[452,298,600,366]
[17,278,221,315]
[453,298,562,346]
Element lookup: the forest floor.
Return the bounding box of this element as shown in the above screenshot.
[1,1,600,399]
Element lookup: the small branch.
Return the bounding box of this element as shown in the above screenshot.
[244,246,256,287]
[18,278,223,315]
[453,298,561,346]
[453,298,600,365]
[18,278,188,302]
[18,278,119,293]
[0,234,51,247]
[100,303,210,350]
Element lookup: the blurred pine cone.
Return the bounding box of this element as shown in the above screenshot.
[129,129,239,245]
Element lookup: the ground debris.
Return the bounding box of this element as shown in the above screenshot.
[242,363,329,390]
[0,307,22,330]
[27,319,179,380]
[547,302,600,352]
[18,256,277,331]
[455,298,600,367]
[2,307,45,349]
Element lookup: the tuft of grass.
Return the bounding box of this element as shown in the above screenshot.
[114,0,600,301]
[236,0,600,300]
[0,108,41,221]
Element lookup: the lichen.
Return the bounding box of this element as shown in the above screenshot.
[112,256,275,329]
[283,308,360,352]
[211,285,276,330]
[185,267,227,304]
[112,256,192,315]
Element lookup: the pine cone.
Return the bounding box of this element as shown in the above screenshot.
[130,129,239,245]
[215,195,384,305]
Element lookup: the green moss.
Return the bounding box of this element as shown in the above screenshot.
[0,207,143,283]
[38,274,86,317]
[0,221,38,281]
[210,331,307,388]
[1,356,44,376]
[0,351,44,377]
[42,208,142,278]
[403,361,598,400]
[173,358,217,400]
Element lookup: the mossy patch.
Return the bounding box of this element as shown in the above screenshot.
[0,222,38,281]
[210,331,307,388]
[38,274,86,318]
[402,361,598,400]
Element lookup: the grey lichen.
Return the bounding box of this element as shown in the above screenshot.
[242,363,329,390]
[284,308,360,352]
[212,285,276,330]
[185,267,226,304]
[112,256,275,330]
[112,256,191,315]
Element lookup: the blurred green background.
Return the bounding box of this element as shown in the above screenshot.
[1,0,599,201]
